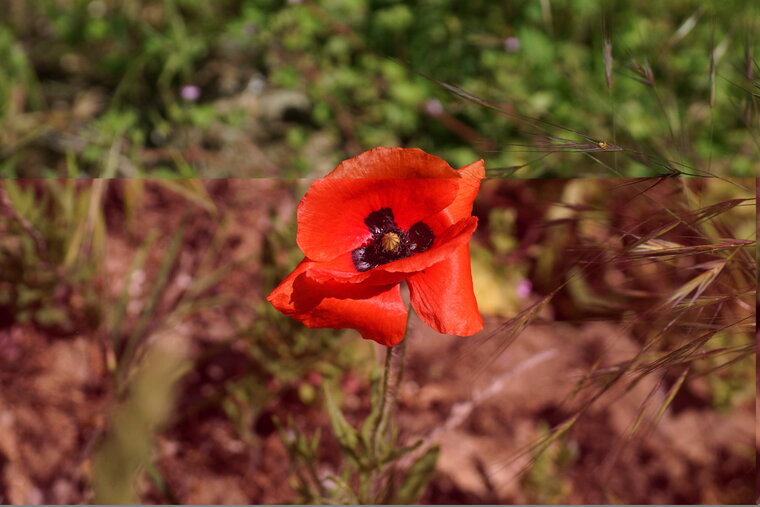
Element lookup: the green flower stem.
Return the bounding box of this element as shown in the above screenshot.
[365,300,412,503]
[379,337,407,443]
[365,338,408,504]
[371,328,410,456]
[370,344,395,456]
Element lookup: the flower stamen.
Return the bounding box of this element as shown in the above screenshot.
[352,208,435,272]
[381,232,401,252]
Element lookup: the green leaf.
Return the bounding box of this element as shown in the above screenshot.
[34,306,70,328]
[360,366,382,445]
[381,438,423,465]
[117,225,185,386]
[323,385,361,464]
[394,445,440,504]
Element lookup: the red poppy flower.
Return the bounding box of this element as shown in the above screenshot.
[267,147,484,346]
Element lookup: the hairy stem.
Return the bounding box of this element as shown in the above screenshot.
[380,337,407,441]
[371,345,395,455]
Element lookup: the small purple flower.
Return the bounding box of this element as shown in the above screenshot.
[424,98,444,116]
[516,278,532,299]
[504,37,521,53]
[243,22,257,35]
[181,85,201,102]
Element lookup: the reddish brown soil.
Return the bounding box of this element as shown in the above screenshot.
[0,179,754,504]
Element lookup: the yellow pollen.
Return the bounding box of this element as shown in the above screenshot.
[381,232,401,252]
[598,140,608,150]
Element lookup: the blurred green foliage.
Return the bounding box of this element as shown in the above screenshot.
[92,334,189,504]
[224,199,370,443]
[704,331,755,413]
[252,203,357,386]
[0,179,104,331]
[521,422,577,504]
[279,353,439,505]
[1,0,757,176]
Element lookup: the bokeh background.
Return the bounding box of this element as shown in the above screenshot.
[0,177,754,504]
[1,0,758,177]
[0,0,757,504]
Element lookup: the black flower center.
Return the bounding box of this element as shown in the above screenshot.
[352,208,434,272]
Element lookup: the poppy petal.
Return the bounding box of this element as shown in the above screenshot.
[267,259,408,346]
[447,158,485,221]
[297,178,459,262]
[407,243,483,336]
[326,147,460,179]
[381,216,478,273]
[270,149,484,345]
[268,258,392,310]
[427,159,485,232]
[267,258,312,310]
[304,216,478,284]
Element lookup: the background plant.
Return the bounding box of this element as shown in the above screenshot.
[0,179,104,333]
[1,0,756,177]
